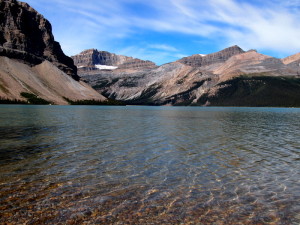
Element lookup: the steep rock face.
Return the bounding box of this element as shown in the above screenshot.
[0,0,79,80]
[178,45,245,67]
[73,49,126,67]
[72,49,157,71]
[0,0,106,104]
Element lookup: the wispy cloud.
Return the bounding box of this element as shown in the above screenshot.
[205,0,300,47]
[118,44,184,65]
[148,44,179,52]
[26,0,300,64]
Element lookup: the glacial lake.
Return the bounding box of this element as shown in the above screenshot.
[0,105,300,224]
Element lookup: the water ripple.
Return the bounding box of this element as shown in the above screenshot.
[0,106,299,224]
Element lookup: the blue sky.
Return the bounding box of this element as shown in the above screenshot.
[25,0,300,65]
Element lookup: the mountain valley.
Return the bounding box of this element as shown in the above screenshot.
[1,0,300,107]
[73,46,300,106]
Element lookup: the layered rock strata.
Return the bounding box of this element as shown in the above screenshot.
[178,45,245,67]
[72,49,157,72]
[0,0,79,80]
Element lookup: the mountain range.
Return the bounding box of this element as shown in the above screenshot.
[0,0,105,104]
[1,0,300,107]
[73,46,300,107]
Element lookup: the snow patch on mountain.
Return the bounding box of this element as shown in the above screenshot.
[95,65,118,70]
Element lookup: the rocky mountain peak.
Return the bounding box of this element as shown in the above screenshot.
[282,52,300,65]
[178,45,245,67]
[219,45,244,55]
[72,49,157,72]
[0,0,79,80]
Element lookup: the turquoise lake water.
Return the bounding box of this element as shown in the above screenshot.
[0,105,299,224]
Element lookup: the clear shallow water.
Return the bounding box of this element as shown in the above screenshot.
[0,105,300,224]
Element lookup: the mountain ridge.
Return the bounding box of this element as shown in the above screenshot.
[72,49,157,72]
[74,45,300,107]
[178,45,245,67]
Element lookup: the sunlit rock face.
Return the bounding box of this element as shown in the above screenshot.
[0,0,79,80]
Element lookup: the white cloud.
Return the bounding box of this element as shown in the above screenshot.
[174,53,188,58]
[205,0,300,53]
[117,45,187,65]
[156,0,300,55]
[148,44,179,52]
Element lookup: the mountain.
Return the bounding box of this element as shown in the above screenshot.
[178,45,245,67]
[0,0,106,104]
[72,49,157,72]
[76,46,300,107]
[282,52,300,65]
[213,50,293,80]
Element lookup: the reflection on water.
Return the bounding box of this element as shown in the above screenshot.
[0,105,300,224]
